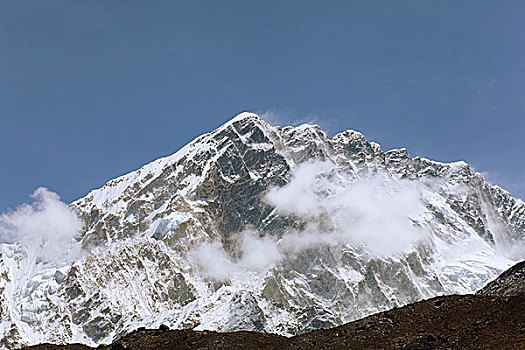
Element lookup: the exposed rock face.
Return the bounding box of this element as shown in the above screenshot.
[477,260,525,296]
[2,112,525,348]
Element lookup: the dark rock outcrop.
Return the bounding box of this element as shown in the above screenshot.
[477,259,525,296]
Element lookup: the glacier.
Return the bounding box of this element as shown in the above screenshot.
[0,112,524,348]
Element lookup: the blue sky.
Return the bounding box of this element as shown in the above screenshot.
[1,0,524,210]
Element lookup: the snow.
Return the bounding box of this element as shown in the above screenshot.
[224,112,260,125]
[76,142,192,215]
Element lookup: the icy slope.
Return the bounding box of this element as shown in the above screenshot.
[1,112,524,348]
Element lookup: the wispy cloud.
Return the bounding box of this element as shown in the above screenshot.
[479,170,525,201]
[0,188,83,262]
[259,110,321,128]
[265,161,428,257]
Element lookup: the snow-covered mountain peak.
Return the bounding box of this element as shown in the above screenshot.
[332,129,366,143]
[220,111,267,128]
[72,113,274,220]
[1,112,524,348]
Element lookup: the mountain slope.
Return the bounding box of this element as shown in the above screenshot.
[477,259,525,296]
[27,259,525,349]
[1,112,525,347]
[27,293,525,350]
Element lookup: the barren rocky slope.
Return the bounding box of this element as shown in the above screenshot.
[478,259,525,296]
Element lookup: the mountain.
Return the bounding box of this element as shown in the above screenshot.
[477,259,525,296]
[1,112,525,348]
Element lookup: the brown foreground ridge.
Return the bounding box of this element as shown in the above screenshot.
[26,293,525,350]
[477,259,525,297]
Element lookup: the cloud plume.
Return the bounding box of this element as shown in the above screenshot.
[259,110,320,128]
[0,187,83,262]
[265,160,428,256]
[189,230,282,280]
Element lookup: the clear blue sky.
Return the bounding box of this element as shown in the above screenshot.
[1,0,524,211]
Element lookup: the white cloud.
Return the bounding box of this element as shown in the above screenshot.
[188,241,236,280]
[265,160,334,217]
[189,230,282,280]
[266,161,428,257]
[0,187,83,262]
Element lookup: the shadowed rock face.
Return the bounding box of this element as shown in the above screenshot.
[3,113,525,347]
[478,260,525,296]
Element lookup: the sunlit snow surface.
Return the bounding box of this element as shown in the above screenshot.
[0,113,524,348]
